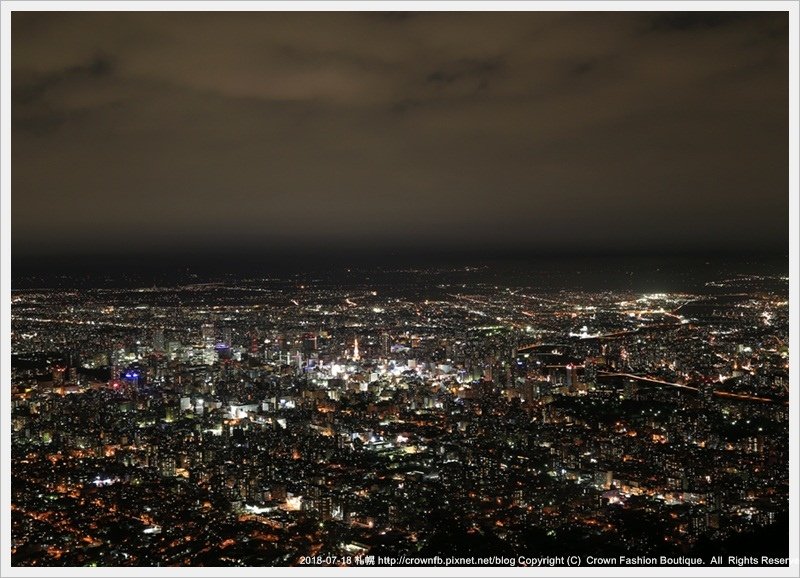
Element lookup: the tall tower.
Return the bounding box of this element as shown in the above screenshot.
[353,337,360,362]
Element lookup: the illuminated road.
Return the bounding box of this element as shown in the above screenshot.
[598,371,700,392]
[713,391,775,403]
[598,372,777,403]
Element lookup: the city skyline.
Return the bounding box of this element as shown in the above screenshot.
[12,11,788,262]
[8,6,794,572]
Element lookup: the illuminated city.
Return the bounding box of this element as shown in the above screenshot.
[8,7,791,570]
[10,261,789,566]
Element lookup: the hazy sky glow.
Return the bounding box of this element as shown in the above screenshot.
[12,11,788,260]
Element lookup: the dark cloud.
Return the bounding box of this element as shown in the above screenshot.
[369,12,416,22]
[570,59,596,76]
[14,55,114,104]
[426,58,502,83]
[11,11,788,260]
[649,12,757,32]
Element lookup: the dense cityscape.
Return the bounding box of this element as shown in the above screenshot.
[10,263,789,566]
[10,7,792,570]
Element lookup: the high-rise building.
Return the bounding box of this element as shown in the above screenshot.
[521,380,535,403]
[483,365,493,382]
[624,378,638,400]
[51,365,66,385]
[123,369,140,397]
[159,456,176,479]
[380,332,390,357]
[201,323,215,345]
[565,364,579,389]
[152,328,165,353]
[303,332,318,354]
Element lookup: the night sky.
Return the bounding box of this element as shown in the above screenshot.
[12,11,788,264]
